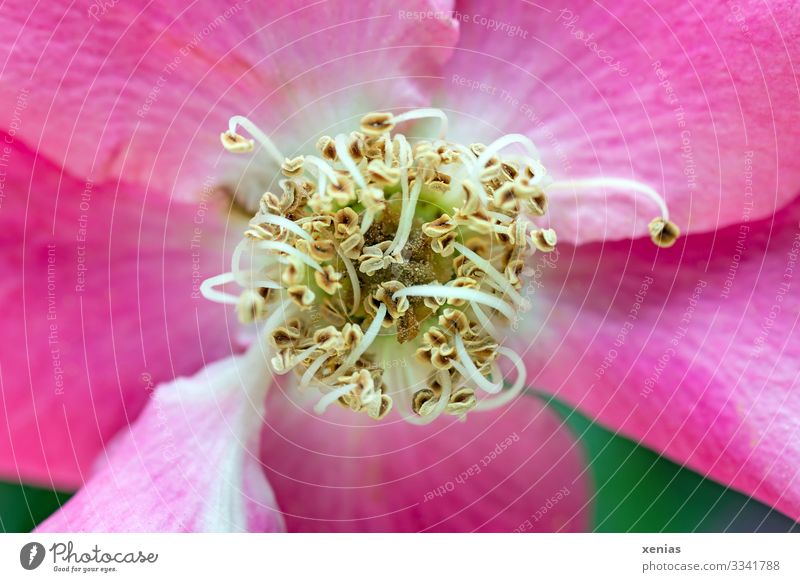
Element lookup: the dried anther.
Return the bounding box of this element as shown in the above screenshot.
[360,112,395,136]
[237,289,267,323]
[281,156,305,177]
[315,265,343,294]
[220,131,254,153]
[648,217,680,248]
[531,228,557,252]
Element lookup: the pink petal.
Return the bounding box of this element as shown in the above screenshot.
[0,137,240,489]
[38,350,282,532]
[444,1,800,243]
[0,1,458,201]
[261,383,590,532]
[523,195,800,520]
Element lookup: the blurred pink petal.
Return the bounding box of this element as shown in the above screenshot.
[0,137,240,489]
[3,0,796,534]
[261,384,590,532]
[445,0,800,243]
[0,0,458,202]
[38,349,282,532]
[523,196,800,520]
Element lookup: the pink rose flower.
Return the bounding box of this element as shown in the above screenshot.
[1,1,797,532]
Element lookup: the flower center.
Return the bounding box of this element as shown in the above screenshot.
[204,108,678,424]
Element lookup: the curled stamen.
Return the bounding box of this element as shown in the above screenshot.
[231,239,252,285]
[200,272,240,305]
[394,284,516,321]
[231,239,282,289]
[453,334,502,394]
[392,108,449,139]
[474,347,527,411]
[227,115,284,166]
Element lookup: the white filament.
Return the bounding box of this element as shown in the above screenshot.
[546,177,670,220]
[255,240,324,273]
[360,210,375,234]
[384,167,409,255]
[231,239,281,289]
[335,245,360,315]
[393,134,412,168]
[314,382,358,415]
[200,272,240,305]
[392,108,448,139]
[252,213,313,241]
[304,155,340,195]
[249,278,282,290]
[453,334,502,394]
[274,344,320,376]
[334,134,366,189]
[470,302,498,336]
[299,353,332,390]
[488,211,514,223]
[475,133,540,168]
[231,239,250,284]
[453,242,527,307]
[388,176,422,254]
[228,115,284,166]
[383,132,394,166]
[450,142,478,171]
[305,155,339,183]
[324,304,386,383]
[260,299,293,337]
[393,284,516,321]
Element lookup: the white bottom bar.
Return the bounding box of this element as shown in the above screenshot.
[0,533,797,581]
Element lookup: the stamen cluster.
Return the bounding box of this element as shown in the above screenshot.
[206,108,677,424]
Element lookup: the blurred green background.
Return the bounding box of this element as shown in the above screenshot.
[550,398,799,532]
[1,398,797,532]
